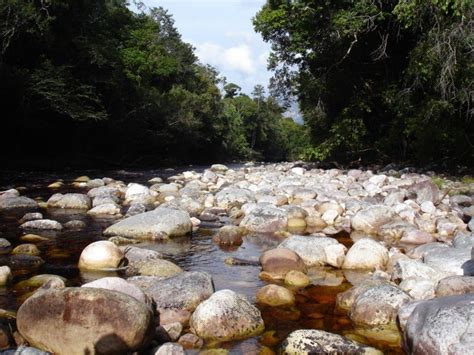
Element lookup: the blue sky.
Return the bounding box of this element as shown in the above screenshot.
[135,0,271,95]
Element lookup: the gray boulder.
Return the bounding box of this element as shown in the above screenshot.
[404,293,474,354]
[351,205,396,234]
[0,195,38,211]
[47,193,91,210]
[104,208,192,240]
[240,205,288,233]
[20,219,62,230]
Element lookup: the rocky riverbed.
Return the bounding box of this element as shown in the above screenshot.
[0,162,473,354]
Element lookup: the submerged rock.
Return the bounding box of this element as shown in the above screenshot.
[256,285,295,307]
[17,287,154,354]
[104,208,192,240]
[190,289,264,342]
[280,329,382,355]
[47,193,91,210]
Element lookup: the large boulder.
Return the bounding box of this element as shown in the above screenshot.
[278,235,346,268]
[351,205,396,234]
[240,205,288,233]
[17,287,154,354]
[189,289,264,341]
[342,238,389,270]
[47,193,91,210]
[130,271,214,314]
[280,329,382,355]
[404,293,474,354]
[350,284,412,327]
[104,208,192,240]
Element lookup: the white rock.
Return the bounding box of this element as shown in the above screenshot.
[342,238,388,270]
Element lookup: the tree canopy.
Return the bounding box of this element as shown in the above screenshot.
[254,0,473,166]
[0,0,307,168]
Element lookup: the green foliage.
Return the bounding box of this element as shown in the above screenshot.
[254,0,474,165]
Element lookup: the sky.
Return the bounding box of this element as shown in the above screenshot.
[135,0,271,95]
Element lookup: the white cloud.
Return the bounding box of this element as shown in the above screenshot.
[193,42,255,75]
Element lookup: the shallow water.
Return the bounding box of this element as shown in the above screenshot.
[0,168,405,354]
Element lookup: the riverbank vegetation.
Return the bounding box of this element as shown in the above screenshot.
[254,0,473,167]
[0,0,307,168]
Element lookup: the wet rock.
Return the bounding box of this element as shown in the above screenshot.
[336,277,391,313]
[350,284,412,327]
[19,234,49,243]
[280,329,382,355]
[153,342,185,355]
[256,285,295,307]
[78,241,125,270]
[120,246,163,267]
[17,287,154,354]
[351,205,396,234]
[104,208,192,240]
[284,270,310,288]
[404,293,474,354]
[435,275,474,297]
[278,235,346,268]
[87,203,121,216]
[260,248,307,280]
[0,238,12,255]
[342,238,388,270]
[212,225,245,246]
[0,266,11,286]
[2,346,51,355]
[12,244,40,256]
[15,274,66,289]
[82,277,150,305]
[130,271,214,315]
[47,193,91,210]
[0,195,38,211]
[20,219,62,231]
[2,254,45,270]
[240,205,288,233]
[136,258,183,278]
[63,220,86,230]
[190,289,264,342]
[178,333,203,349]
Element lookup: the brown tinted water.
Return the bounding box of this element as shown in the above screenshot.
[0,169,405,354]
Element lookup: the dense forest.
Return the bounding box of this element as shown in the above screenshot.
[254,0,473,166]
[0,0,472,169]
[0,0,307,168]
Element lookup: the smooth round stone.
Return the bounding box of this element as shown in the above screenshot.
[260,248,307,280]
[190,289,264,342]
[178,333,203,349]
[12,244,41,256]
[137,259,183,277]
[212,226,245,246]
[342,238,388,270]
[20,219,62,231]
[82,277,149,305]
[15,274,66,289]
[0,238,12,255]
[0,266,11,286]
[256,285,295,307]
[78,241,125,270]
[63,220,86,230]
[20,234,49,243]
[284,270,311,287]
